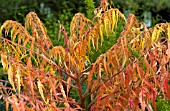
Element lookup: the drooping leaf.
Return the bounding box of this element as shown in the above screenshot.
[37,79,49,104]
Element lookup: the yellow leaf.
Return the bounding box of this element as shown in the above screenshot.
[95,8,103,18]
[104,18,109,35]
[130,35,140,44]
[111,10,116,31]
[59,82,70,107]
[85,56,91,65]
[12,28,20,42]
[167,24,170,60]
[32,56,39,66]
[115,10,119,27]
[8,65,16,91]
[16,66,21,98]
[168,24,170,41]
[16,46,22,55]
[92,38,95,49]
[1,54,8,70]
[99,24,104,45]
[121,55,126,69]
[20,54,28,60]
[151,28,156,44]
[48,108,54,111]
[37,79,49,104]
[140,38,145,50]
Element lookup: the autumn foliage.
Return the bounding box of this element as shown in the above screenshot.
[1,0,170,110]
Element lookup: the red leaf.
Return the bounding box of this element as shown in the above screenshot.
[49,79,58,101]
[150,89,156,111]
[139,87,147,111]
[164,79,170,100]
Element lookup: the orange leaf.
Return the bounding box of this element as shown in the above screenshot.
[6,99,9,111]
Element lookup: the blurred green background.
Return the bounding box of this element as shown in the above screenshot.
[0,0,170,110]
[0,0,169,45]
[0,0,170,45]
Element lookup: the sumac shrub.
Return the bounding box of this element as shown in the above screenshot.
[1,0,170,110]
